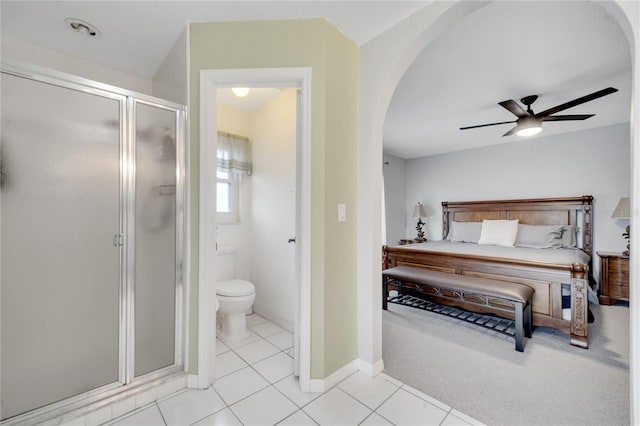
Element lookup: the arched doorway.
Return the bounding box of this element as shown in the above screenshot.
[357,0,639,420]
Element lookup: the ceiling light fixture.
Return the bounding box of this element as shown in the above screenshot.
[515,116,542,137]
[231,87,250,97]
[65,18,101,38]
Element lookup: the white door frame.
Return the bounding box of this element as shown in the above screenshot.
[198,68,312,391]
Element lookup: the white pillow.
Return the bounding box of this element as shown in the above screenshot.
[478,219,519,247]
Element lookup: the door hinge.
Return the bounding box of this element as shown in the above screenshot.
[113,233,124,247]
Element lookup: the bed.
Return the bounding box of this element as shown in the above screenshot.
[382,196,594,348]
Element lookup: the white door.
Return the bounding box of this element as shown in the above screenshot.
[249,87,298,352]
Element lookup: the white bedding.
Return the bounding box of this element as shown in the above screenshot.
[393,240,591,265]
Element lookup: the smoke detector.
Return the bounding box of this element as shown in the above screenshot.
[65,18,101,38]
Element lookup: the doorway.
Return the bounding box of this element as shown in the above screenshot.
[215,86,298,352]
[199,68,312,391]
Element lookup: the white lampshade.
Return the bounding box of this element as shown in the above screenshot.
[611,197,630,219]
[413,202,427,218]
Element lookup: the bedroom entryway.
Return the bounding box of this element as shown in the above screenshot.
[368,1,635,425]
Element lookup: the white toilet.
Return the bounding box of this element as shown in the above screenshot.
[216,279,256,342]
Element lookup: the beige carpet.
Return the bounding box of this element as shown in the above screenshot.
[382,301,629,426]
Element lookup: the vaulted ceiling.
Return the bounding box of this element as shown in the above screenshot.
[384,1,631,159]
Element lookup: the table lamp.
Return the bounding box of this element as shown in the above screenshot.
[611,197,630,256]
[413,202,427,242]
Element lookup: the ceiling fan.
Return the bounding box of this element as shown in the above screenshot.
[460,87,618,137]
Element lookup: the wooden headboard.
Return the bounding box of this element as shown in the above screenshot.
[442,196,594,258]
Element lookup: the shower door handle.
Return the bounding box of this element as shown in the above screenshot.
[113,233,124,247]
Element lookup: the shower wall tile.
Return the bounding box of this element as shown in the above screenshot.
[156,376,184,400]
[85,405,113,425]
[111,397,136,419]
[134,388,156,409]
[59,415,86,426]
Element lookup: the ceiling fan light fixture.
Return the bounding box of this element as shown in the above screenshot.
[516,125,542,137]
[516,117,542,137]
[461,87,617,138]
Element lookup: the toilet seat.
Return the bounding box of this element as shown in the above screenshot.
[217,279,255,297]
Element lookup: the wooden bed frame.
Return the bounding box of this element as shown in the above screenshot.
[383,196,594,348]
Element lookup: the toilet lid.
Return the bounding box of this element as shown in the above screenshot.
[217,279,255,297]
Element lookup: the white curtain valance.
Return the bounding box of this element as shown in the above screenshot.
[217,131,252,176]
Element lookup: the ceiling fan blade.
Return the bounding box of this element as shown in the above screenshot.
[502,126,519,137]
[460,120,516,130]
[535,87,618,117]
[498,100,530,118]
[542,114,595,121]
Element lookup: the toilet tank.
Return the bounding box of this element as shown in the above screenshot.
[216,247,236,282]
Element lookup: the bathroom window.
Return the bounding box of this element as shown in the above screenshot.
[216,131,251,224]
[217,170,239,223]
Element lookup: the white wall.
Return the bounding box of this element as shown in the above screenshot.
[249,88,297,331]
[216,89,297,331]
[383,153,407,245]
[152,29,188,105]
[1,37,152,94]
[402,122,630,284]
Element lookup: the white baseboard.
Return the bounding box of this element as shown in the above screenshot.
[358,358,384,377]
[308,379,325,393]
[187,374,204,389]
[309,359,360,393]
[308,358,384,393]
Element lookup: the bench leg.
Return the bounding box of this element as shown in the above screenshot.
[524,301,533,338]
[382,276,388,310]
[515,302,525,352]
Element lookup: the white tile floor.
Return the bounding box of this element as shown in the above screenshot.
[106,314,486,426]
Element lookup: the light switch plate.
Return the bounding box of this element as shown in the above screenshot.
[338,203,347,222]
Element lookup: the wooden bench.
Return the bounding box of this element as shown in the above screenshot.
[382,266,534,352]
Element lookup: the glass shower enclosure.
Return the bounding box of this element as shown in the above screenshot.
[0,63,186,422]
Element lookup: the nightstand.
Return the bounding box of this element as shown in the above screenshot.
[597,251,629,305]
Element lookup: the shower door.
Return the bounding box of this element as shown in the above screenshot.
[0,73,123,420]
[0,67,185,422]
[133,101,180,378]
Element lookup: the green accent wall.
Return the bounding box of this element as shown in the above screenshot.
[189,19,359,379]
